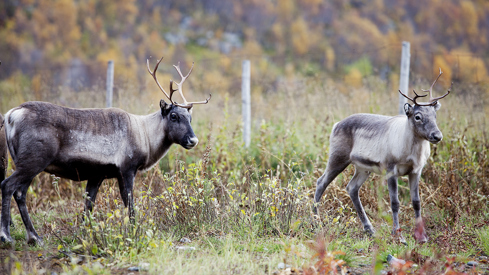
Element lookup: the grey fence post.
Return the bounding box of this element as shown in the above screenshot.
[399,42,410,115]
[106,60,114,108]
[242,60,251,148]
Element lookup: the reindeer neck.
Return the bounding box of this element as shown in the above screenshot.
[137,111,172,170]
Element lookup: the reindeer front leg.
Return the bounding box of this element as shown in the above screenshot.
[117,169,137,222]
[409,173,428,243]
[387,175,406,244]
[346,168,374,236]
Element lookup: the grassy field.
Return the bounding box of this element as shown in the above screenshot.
[0,74,488,274]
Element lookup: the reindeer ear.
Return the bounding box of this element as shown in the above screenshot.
[433,101,441,112]
[404,103,413,117]
[188,106,193,115]
[160,99,172,116]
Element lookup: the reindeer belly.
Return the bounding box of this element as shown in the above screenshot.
[45,160,120,181]
[350,155,383,174]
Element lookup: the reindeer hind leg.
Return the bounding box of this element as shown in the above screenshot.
[314,151,351,214]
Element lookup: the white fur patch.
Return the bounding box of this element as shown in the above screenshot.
[5,107,27,141]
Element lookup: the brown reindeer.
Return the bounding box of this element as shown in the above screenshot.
[0,57,210,245]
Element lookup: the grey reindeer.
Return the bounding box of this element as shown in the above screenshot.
[314,69,450,243]
[0,57,211,245]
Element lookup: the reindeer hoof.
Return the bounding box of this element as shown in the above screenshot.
[415,234,428,244]
[414,218,428,243]
[392,229,407,245]
[395,234,407,245]
[27,238,43,247]
[364,227,375,237]
[0,234,14,246]
[27,232,43,246]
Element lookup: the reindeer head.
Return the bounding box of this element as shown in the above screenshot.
[399,68,451,144]
[147,57,211,149]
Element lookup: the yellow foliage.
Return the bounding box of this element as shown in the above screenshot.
[96,48,122,63]
[433,55,452,85]
[271,23,286,55]
[117,0,138,25]
[345,68,363,88]
[32,74,42,101]
[340,15,388,64]
[460,1,478,37]
[278,0,295,22]
[271,23,284,44]
[456,54,488,83]
[203,69,230,93]
[291,17,310,55]
[241,39,263,56]
[151,7,162,25]
[324,47,335,71]
[220,56,232,71]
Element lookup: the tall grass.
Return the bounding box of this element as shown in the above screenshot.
[1,72,488,273]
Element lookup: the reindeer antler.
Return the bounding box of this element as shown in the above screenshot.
[170,62,212,108]
[147,57,172,101]
[147,57,211,109]
[398,68,451,106]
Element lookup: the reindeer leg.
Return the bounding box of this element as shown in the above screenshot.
[0,177,14,229]
[14,182,43,246]
[85,177,105,215]
[314,153,350,214]
[409,173,428,243]
[387,176,406,244]
[1,170,42,245]
[117,170,137,222]
[346,168,374,236]
[0,173,16,244]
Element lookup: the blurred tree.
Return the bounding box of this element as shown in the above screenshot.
[291,17,310,56]
[2,0,489,94]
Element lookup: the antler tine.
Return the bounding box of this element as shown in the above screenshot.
[412,89,429,105]
[421,68,443,102]
[186,93,212,106]
[173,61,194,81]
[169,80,177,103]
[430,82,452,102]
[399,89,429,106]
[168,79,194,109]
[173,61,195,105]
[146,57,172,102]
[171,61,196,106]
[405,68,450,106]
[398,89,414,102]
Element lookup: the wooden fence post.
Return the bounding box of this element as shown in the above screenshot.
[106,60,114,108]
[399,42,410,115]
[242,60,251,148]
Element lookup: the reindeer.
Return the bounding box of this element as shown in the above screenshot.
[0,57,211,245]
[314,69,450,243]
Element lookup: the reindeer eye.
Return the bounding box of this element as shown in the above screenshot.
[414,115,422,121]
[170,113,178,121]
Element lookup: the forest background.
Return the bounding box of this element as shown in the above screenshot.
[1,0,489,110]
